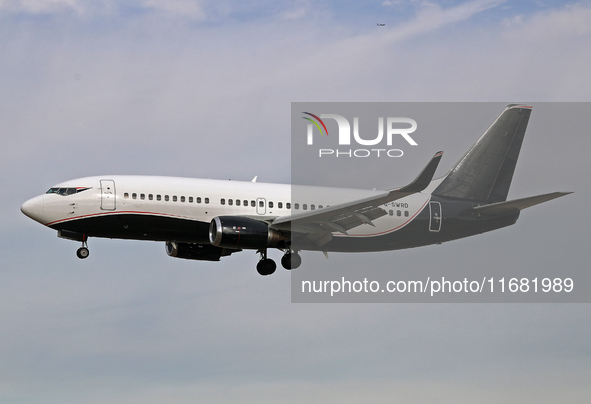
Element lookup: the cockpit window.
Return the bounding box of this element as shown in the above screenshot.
[46,187,91,196]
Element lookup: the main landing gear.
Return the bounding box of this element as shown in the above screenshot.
[256,249,276,276]
[76,236,90,259]
[256,248,301,276]
[281,251,302,270]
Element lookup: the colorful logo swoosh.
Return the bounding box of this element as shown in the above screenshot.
[302,112,329,136]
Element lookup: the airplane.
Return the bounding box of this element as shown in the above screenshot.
[21,104,571,276]
[377,23,386,26]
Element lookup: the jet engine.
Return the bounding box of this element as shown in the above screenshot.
[209,216,286,249]
[165,241,236,261]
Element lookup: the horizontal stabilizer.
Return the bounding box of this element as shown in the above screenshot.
[472,192,572,215]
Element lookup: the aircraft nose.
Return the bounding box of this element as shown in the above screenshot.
[21,195,45,224]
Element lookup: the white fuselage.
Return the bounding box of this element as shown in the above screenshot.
[22,175,430,242]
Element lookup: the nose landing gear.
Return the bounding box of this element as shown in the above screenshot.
[76,235,89,259]
[76,246,89,259]
[57,230,90,259]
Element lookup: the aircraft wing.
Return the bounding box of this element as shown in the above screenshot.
[271,152,443,242]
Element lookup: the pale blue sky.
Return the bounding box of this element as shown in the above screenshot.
[1,1,590,403]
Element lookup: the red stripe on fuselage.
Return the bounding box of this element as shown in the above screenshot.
[45,210,201,227]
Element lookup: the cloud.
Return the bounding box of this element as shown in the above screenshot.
[502,2,591,40]
[0,0,208,19]
[280,5,309,20]
[141,0,206,20]
[381,0,506,42]
[382,0,404,6]
[0,0,85,14]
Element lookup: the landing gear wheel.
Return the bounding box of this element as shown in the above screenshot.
[256,259,276,276]
[281,252,301,270]
[77,235,89,259]
[256,248,276,276]
[76,247,90,259]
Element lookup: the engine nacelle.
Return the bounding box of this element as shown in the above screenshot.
[209,216,285,250]
[165,241,235,261]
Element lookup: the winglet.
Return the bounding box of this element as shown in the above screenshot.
[396,151,443,193]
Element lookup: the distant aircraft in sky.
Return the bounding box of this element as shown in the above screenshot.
[21,105,570,276]
[377,23,386,26]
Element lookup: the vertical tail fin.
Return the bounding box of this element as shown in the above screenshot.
[433,104,532,203]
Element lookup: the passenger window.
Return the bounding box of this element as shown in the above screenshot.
[221,198,225,205]
[311,204,315,210]
[319,205,323,209]
[404,211,409,217]
[165,195,169,201]
[173,196,177,202]
[189,196,193,203]
[259,200,264,208]
[303,204,308,210]
[132,193,137,200]
[140,194,145,200]
[181,196,185,202]
[286,202,291,209]
[149,194,153,200]
[294,203,299,210]
[389,210,393,216]
[236,199,241,206]
[157,195,161,201]
[205,197,209,204]
[124,193,129,199]
[397,210,401,217]
[229,199,233,206]
[269,201,273,208]
[251,201,255,207]
[278,202,283,209]
[243,200,248,206]
[197,197,201,203]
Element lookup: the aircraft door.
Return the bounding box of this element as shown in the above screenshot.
[256,198,266,215]
[100,179,116,210]
[429,201,441,232]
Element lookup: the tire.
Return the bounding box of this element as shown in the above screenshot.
[281,253,301,270]
[256,258,276,276]
[76,247,90,259]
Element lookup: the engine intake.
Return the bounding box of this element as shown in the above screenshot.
[209,216,285,249]
[165,241,235,261]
